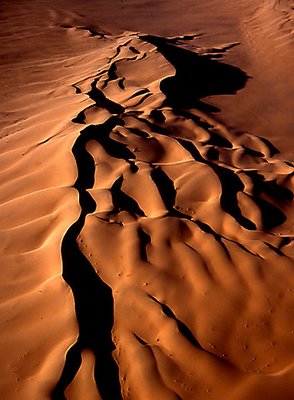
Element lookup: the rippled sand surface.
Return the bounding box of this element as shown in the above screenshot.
[0,1,293,399]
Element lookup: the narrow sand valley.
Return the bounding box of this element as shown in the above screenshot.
[0,1,293,399]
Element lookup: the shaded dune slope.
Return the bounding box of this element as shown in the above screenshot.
[0,18,293,400]
[54,31,294,399]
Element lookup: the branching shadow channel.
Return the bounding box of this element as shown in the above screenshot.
[52,118,123,400]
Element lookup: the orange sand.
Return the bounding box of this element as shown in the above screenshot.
[0,1,293,399]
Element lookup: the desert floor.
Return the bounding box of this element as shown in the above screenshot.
[0,1,293,399]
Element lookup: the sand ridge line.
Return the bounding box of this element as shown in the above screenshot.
[48,30,294,399]
[53,118,122,400]
[0,2,293,398]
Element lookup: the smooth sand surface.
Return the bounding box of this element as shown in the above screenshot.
[0,1,293,399]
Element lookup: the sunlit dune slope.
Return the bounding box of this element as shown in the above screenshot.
[0,1,293,399]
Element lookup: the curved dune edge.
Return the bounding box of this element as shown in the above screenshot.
[57,31,293,399]
[0,17,293,400]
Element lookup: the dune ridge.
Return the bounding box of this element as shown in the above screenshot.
[0,5,293,399]
[55,31,293,399]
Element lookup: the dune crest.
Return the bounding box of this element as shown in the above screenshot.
[53,31,294,399]
[0,5,293,398]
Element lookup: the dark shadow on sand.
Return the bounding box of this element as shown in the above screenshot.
[142,34,249,112]
[52,118,123,400]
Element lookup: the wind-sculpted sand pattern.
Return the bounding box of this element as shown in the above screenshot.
[51,31,294,399]
[0,24,293,400]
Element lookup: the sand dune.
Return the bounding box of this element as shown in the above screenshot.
[0,1,293,399]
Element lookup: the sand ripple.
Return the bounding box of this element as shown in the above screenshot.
[56,31,294,399]
[0,19,293,400]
